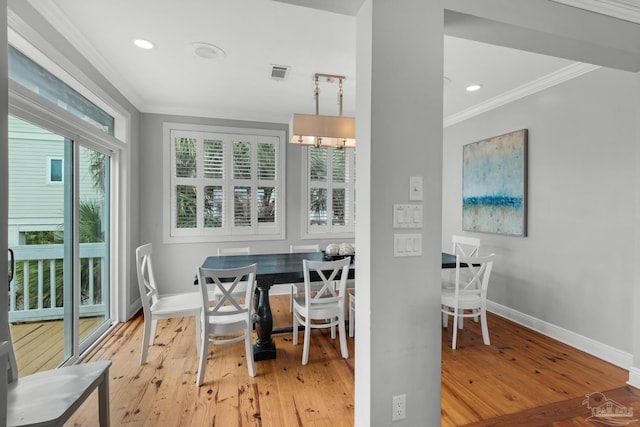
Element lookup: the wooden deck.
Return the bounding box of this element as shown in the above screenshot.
[15,295,640,426]
[11,316,105,376]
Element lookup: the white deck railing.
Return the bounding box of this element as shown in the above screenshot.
[8,243,108,323]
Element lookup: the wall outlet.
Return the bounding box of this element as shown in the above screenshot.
[392,394,406,421]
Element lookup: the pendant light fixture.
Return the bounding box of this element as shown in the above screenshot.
[289,73,356,149]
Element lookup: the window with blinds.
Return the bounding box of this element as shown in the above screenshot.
[304,147,355,238]
[165,124,285,241]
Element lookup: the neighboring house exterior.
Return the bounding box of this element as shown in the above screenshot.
[8,115,103,246]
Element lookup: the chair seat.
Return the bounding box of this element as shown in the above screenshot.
[207,308,249,334]
[441,290,481,309]
[7,360,112,426]
[150,292,201,316]
[293,296,341,320]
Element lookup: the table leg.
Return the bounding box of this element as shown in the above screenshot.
[253,284,277,360]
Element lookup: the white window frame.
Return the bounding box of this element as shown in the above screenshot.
[163,122,286,243]
[8,18,132,328]
[301,146,356,239]
[47,157,63,183]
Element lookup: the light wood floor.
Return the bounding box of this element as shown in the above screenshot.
[47,295,637,426]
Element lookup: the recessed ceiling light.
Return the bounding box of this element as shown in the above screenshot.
[191,42,226,60]
[133,39,154,50]
[466,84,483,92]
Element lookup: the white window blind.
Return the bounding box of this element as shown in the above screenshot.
[303,147,355,238]
[164,123,285,242]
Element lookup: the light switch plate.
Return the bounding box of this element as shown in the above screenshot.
[409,176,423,201]
[393,204,423,229]
[394,233,422,257]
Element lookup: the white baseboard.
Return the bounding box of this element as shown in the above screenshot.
[127,297,142,321]
[487,300,632,370]
[627,367,640,388]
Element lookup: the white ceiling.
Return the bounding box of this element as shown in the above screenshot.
[28,0,584,126]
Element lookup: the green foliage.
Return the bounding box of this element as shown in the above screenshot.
[79,200,104,243]
[89,151,107,195]
[13,200,105,311]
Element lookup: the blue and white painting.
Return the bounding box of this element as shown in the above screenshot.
[463,129,527,236]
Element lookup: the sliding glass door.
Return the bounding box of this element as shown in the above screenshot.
[8,116,111,375]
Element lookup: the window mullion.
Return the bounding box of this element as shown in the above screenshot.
[196,135,204,231]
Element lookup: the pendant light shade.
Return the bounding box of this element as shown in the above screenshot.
[289,73,356,149]
[289,113,355,148]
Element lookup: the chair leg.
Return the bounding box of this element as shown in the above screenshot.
[338,315,349,359]
[245,329,256,377]
[293,313,299,345]
[140,318,152,364]
[289,285,297,312]
[349,299,355,337]
[442,309,449,327]
[98,368,111,426]
[302,323,311,365]
[196,331,208,386]
[480,309,490,345]
[194,314,202,354]
[451,310,459,350]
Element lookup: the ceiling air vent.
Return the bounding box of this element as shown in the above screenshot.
[270,65,289,81]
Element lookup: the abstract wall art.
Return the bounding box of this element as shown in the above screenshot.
[462,129,528,236]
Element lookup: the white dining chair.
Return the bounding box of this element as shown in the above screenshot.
[443,235,481,292]
[286,244,320,310]
[349,292,356,337]
[441,253,496,350]
[4,338,112,426]
[451,235,481,257]
[217,247,251,256]
[136,243,202,364]
[196,264,257,386]
[293,257,350,365]
[210,247,252,300]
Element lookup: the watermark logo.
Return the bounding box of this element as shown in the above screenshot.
[582,392,638,426]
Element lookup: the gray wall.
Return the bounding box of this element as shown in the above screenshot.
[356,1,444,425]
[443,66,638,352]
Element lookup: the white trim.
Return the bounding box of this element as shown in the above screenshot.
[487,300,632,370]
[551,0,640,24]
[627,367,640,388]
[443,63,600,128]
[10,83,124,153]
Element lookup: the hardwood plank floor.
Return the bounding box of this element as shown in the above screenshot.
[57,295,637,426]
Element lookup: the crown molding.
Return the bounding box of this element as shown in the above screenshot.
[550,0,640,24]
[27,0,145,111]
[443,62,600,128]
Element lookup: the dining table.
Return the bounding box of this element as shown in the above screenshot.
[200,251,458,361]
